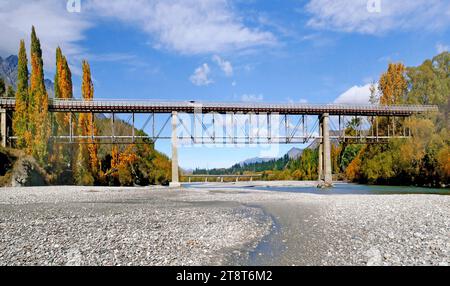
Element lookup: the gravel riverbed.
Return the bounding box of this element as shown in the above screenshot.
[0,185,448,266]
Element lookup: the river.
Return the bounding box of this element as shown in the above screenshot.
[186,182,450,265]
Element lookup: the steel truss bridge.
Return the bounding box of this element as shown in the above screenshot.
[0,98,438,186]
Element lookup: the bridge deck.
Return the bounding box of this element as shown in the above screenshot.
[0,98,437,116]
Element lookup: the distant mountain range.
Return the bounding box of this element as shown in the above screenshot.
[237,147,303,167]
[0,55,54,97]
[0,55,18,87]
[238,157,276,166]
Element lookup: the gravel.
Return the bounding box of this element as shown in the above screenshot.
[0,187,271,266]
[0,185,448,266]
[321,195,450,266]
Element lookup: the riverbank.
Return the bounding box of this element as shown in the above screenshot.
[0,185,448,265]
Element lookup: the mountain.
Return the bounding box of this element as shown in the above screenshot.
[287,147,303,159]
[239,157,276,166]
[237,148,302,167]
[0,55,18,87]
[0,55,54,97]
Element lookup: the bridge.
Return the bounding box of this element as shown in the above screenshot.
[0,98,438,187]
[184,174,263,183]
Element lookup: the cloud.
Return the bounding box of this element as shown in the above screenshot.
[287,97,308,104]
[305,0,450,35]
[0,0,92,74]
[190,63,213,86]
[241,94,263,102]
[436,43,449,54]
[334,83,376,104]
[212,55,233,76]
[86,0,276,55]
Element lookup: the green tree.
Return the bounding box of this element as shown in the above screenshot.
[12,40,29,149]
[29,26,50,165]
[6,86,14,98]
[0,78,5,97]
[344,53,449,187]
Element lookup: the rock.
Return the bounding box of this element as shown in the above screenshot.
[10,156,47,187]
[366,247,382,266]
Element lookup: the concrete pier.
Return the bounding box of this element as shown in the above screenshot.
[170,111,181,188]
[318,116,323,181]
[319,113,333,187]
[0,109,6,148]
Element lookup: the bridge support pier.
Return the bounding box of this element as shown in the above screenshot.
[0,109,7,148]
[318,116,323,181]
[319,113,333,187]
[170,111,181,188]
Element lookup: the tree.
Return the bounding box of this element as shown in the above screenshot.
[407,52,449,129]
[74,60,98,185]
[12,40,29,149]
[369,81,379,104]
[52,47,75,175]
[379,63,407,105]
[29,26,50,164]
[0,78,5,97]
[6,86,14,98]
[344,55,449,187]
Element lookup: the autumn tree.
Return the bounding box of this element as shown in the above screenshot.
[344,54,449,187]
[379,63,407,105]
[29,26,50,164]
[74,60,99,185]
[12,40,29,149]
[52,47,75,174]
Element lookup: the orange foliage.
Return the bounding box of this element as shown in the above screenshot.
[345,147,365,182]
[379,63,407,105]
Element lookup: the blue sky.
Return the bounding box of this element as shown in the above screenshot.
[1,0,449,169]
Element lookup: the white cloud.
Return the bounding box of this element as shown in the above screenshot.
[436,43,449,54]
[334,83,377,104]
[306,0,450,35]
[231,81,237,87]
[86,0,276,55]
[0,0,92,74]
[190,63,213,86]
[287,97,308,104]
[299,98,308,104]
[241,94,263,102]
[212,55,233,76]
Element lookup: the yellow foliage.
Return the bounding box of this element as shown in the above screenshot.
[379,63,407,105]
[345,147,365,182]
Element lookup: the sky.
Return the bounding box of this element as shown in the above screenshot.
[0,0,449,169]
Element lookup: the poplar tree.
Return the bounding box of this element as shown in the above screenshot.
[379,63,407,105]
[75,60,98,185]
[12,40,29,149]
[53,47,74,169]
[29,26,50,164]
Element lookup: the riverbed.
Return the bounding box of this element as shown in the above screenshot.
[0,184,448,266]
